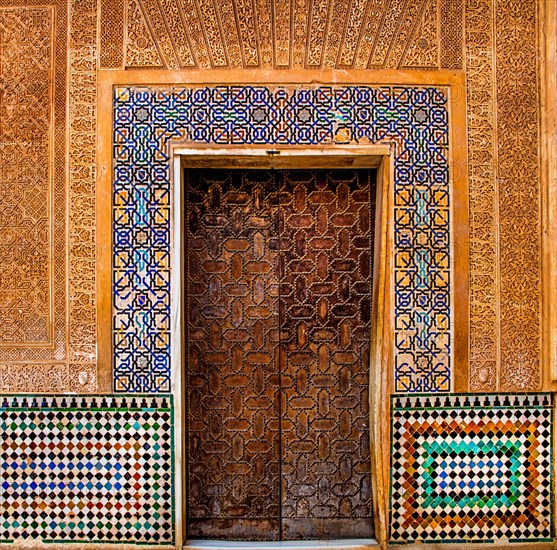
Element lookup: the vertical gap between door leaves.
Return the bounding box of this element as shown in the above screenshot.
[276,169,284,541]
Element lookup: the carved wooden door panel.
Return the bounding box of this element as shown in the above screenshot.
[279,171,374,539]
[185,169,375,541]
[185,170,281,540]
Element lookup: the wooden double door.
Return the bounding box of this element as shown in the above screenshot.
[185,168,375,540]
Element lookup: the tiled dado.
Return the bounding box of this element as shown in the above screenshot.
[0,395,174,544]
[390,393,553,543]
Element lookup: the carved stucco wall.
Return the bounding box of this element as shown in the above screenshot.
[465,0,540,391]
[0,0,541,393]
[0,0,97,392]
[99,0,464,70]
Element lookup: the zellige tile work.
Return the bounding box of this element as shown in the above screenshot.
[0,395,174,544]
[390,393,553,543]
[113,85,451,393]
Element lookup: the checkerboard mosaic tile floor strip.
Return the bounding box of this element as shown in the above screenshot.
[0,395,174,544]
[390,393,553,543]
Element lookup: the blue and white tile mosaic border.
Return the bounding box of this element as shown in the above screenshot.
[113,85,451,393]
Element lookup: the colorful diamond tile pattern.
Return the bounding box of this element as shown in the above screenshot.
[390,393,553,543]
[0,395,174,544]
[113,85,451,393]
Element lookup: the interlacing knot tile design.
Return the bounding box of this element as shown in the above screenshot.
[113,85,451,393]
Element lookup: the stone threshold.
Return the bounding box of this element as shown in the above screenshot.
[185,540,380,550]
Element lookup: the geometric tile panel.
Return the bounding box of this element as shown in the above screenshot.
[0,395,173,544]
[113,85,451,393]
[390,393,553,543]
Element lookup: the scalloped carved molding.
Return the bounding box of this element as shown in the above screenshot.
[100,0,464,70]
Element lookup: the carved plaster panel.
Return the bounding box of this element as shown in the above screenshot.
[0,6,59,353]
[67,0,98,382]
[466,0,499,391]
[0,0,98,393]
[99,0,464,71]
[495,0,540,391]
[466,0,541,391]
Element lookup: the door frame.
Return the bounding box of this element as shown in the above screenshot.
[171,145,393,549]
[96,69,469,549]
